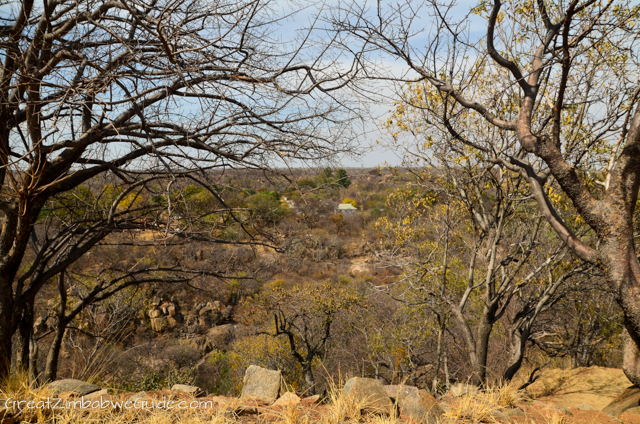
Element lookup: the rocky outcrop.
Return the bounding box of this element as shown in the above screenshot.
[384,385,443,423]
[343,377,393,415]
[48,379,101,397]
[148,308,168,332]
[240,365,282,404]
[148,297,182,332]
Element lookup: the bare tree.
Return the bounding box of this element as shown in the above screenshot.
[256,281,365,394]
[335,0,640,383]
[376,162,584,385]
[0,0,362,379]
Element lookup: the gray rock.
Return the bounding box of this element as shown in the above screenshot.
[343,377,393,415]
[207,324,234,349]
[448,382,479,397]
[385,385,443,423]
[550,404,572,416]
[240,365,281,404]
[384,385,399,399]
[171,384,204,397]
[48,379,101,397]
[490,409,510,422]
[129,391,147,401]
[83,389,110,402]
[504,407,526,417]
[577,403,596,411]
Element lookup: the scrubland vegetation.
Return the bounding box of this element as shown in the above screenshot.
[1,0,640,422]
[3,165,623,398]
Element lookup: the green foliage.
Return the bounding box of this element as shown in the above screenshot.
[122,365,196,392]
[298,178,317,189]
[335,168,351,188]
[246,190,287,222]
[199,351,236,396]
[40,185,97,222]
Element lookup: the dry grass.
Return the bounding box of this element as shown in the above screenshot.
[441,383,525,423]
[487,383,524,409]
[442,391,494,423]
[323,377,365,424]
[0,373,537,424]
[0,372,239,424]
[544,413,569,424]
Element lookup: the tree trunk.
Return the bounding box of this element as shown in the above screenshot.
[43,324,65,383]
[471,314,494,387]
[620,281,640,386]
[451,305,493,387]
[29,332,39,383]
[303,363,315,395]
[601,227,640,385]
[432,318,445,393]
[502,327,530,382]
[0,285,13,381]
[443,352,449,390]
[44,271,69,383]
[622,329,640,386]
[15,300,34,374]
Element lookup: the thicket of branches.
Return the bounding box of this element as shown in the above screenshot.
[0,0,362,381]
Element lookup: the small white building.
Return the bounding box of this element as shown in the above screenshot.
[335,203,358,215]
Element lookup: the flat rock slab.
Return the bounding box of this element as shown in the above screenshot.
[525,366,630,410]
[171,384,204,397]
[602,386,640,417]
[386,385,443,423]
[240,365,281,404]
[48,379,101,397]
[504,407,526,417]
[273,392,301,407]
[300,395,321,406]
[129,392,147,401]
[212,396,269,415]
[343,377,393,415]
[83,389,110,401]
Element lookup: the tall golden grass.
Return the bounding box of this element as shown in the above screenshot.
[1,373,577,424]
